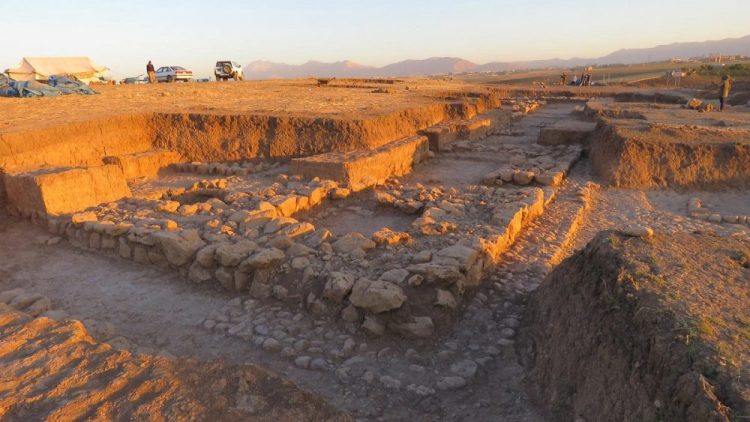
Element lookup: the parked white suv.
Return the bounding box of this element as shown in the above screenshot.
[155,66,193,83]
[215,61,243,81]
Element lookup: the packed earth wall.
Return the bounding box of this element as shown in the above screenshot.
[589,122,750,189]
[520,232,748,422]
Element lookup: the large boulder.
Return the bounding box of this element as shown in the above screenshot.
[349,279,406,314]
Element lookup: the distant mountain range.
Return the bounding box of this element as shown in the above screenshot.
[244,34,750,79]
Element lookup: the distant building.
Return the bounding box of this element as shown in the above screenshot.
[707,54,740,63]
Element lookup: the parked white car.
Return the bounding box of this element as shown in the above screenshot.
[215,61,243,81]
[155,66,193,83]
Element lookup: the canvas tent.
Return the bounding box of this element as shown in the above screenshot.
[6,57,107,84]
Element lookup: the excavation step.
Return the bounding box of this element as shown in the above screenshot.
[290,135,429,191]
[103,149,183,180]
[538,120,597,146]
[3,165,131,217]
[419,109,511,152]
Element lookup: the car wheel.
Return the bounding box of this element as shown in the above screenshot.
[167,76,174,83]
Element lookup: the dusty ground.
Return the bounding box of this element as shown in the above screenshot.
[1,81,749,420]
[0,78,479,135]
[0,302,350,421]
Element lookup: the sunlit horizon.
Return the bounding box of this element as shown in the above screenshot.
[2,0,750,78]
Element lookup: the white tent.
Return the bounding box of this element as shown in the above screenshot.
[6,57,107,83]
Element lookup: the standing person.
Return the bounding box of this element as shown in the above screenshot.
[561,72,568,86]
[146,61,156,84]
[719,75,731,111]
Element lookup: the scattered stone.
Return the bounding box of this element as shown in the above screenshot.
[310,358,330,371]
[262,338,282,352]
[380,375,402,389]
[340,304,361,322]
[294,356,312,369]
[435,289,458,309]
[388,316,434,339]
[349,279,406,313]
[450,360,478,378]
[407,384,436,396]
[408,274,424,287]
[620,225,654,238]
[379,268,410,284]
[362,315,385,336]
[333,232,376,255]
[322,272,356,303]
[437,376,467,391]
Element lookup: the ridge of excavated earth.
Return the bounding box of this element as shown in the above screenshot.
[0,303,350,421]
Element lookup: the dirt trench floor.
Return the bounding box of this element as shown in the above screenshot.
[1,103,748,421]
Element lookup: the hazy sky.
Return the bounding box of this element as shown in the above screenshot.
[2,0,749,78]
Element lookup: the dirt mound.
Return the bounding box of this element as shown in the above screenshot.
[519,231,749,422]
[0,306,350,421]
[590,119,750,189]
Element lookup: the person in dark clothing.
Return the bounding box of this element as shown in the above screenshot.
[719,75,731,111]
[146,61,156,84]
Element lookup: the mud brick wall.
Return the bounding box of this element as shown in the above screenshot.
[290,135,429,191]
[4,165,132,216]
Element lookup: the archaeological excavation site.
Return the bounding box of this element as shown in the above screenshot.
[0,79,748,421]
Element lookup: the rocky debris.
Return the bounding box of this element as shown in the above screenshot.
[686,197,750,227]
[388,316,435,339]
[437,376,467,391]
[619,225,654,238]
[333,232,376,255]
[349,279,406,314]
[435,289,458,309]
[450,360,478,379]
[323,272,356,303]
[372,228,412,246]
[362,315,386,336]
[481,144,582,187]
[379,269,410,285]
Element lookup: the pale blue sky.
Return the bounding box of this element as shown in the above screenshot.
[2,0,749,78]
